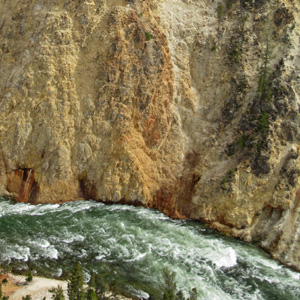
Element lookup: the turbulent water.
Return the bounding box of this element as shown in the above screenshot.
[0,197,300,299]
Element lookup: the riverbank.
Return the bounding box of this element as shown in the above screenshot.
[0,273,132,300]
[1,273,68,299]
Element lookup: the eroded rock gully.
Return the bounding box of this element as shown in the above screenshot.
[1,0,300,270]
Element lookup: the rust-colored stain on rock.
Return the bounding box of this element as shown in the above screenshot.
[7,169,39,203]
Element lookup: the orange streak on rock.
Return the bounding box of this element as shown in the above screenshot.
[7,169,38,203]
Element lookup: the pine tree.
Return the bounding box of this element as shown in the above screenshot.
[88,272,95,290]
[94,273,107,300]
[161,269,198,300]
[188,288,198,300]
[108,279,118,299]
[176,290,184,299]
[162,269,177,300]
[86,288,97,300]
[67,263,85,300]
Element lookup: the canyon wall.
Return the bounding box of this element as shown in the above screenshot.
[1,0,300,269]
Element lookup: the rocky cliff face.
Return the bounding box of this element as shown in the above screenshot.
[1,0,300,270]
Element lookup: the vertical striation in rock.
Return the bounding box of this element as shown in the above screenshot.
[1,0,300,269]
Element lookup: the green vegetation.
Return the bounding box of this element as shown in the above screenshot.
[145,32,153,41]
[86,288,97,300]
[242,15,248,26]
[49,286,65,300]
[243,0,251,7]
[211,43,217,51]
[68,263,84,300]
[258,36,272,101]
[226,0,233,9]
[26,271,33,284]
[258,71,271,101]
[62,266,200,300]
[290,24,295,31]
[259,111,269,133]
[229,41,242,62]
[217,4,224,21]
[221,177,227,185]
[226,30,273,162]
[162,269,177,300]
[255,139,263,154]
[0,280,8,300]
[238,78,247,93]
[161,269,198,300]
[65,265,118,300]
[220,168,237,190]
[227,14,248,64]
[87,271,109,300]
[0,264,198,300]
[229,168,236,178]
[1,278,7,285]
[237,135,248,150]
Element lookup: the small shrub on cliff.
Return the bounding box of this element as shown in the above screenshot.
[259,111,269,133]
[290,24,295,31]
[236,135,248,150]
[226,0,234,9]
[211,43,217,51]
[229,41,242,62]
[258,35,273,102]
[221,176,227,186]
[217,4,224,21]
[145,32,153,41]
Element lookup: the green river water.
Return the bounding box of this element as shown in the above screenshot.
[0,197,300,299]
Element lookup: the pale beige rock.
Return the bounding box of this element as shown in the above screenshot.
[1,0,300,270]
